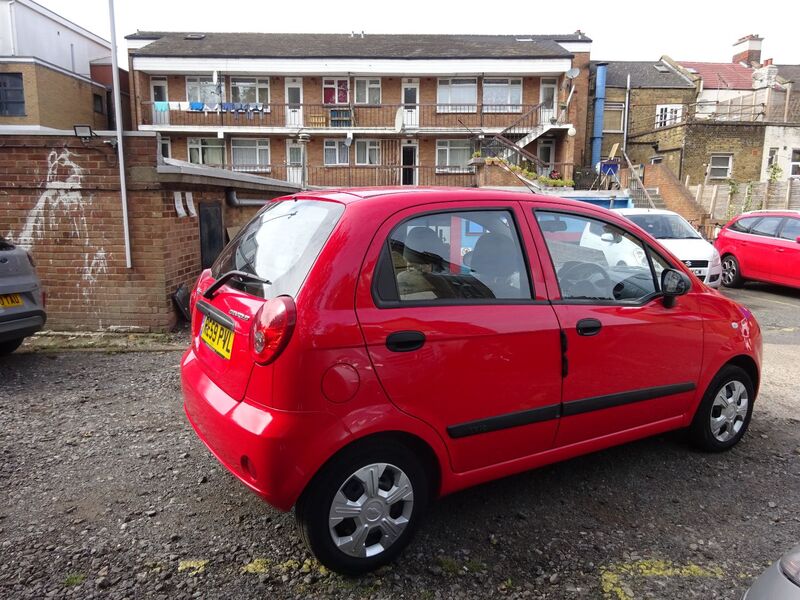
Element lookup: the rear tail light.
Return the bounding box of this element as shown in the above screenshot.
[250,296,296,365]
[41,290,46,308]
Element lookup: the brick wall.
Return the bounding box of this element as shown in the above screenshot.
[643,163,707,221]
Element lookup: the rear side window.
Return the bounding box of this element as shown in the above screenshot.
[779,218,800,241]
[377,210,532,303]
[212,199,344,298]
[749,217,783,237]
[728,216,760,233]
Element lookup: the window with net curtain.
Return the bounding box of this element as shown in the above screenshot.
[232,139,270,171]
[188,138,225,166]
[231,79,270,105]
[186,77,218,104]
[437,79,477,112]
[436,140,472,172]
[356,140,380,165]
[483,78,522,113]
[355,79,381,104]
[324,140,349,165]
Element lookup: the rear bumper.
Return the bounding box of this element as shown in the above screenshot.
[181,348,344,511]
[0,310,46,343]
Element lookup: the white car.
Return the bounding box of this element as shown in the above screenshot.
[612,208,722,288]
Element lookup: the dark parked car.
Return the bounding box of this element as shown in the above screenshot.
[0,236,46,354]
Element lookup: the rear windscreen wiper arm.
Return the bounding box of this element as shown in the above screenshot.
[203,270,271,299]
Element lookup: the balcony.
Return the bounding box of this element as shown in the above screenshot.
[140,102,541,132]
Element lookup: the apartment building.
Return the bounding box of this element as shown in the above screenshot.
[126,31,592,187]
[0,0,129,130]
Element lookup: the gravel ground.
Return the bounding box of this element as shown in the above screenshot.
[1,285,799,599]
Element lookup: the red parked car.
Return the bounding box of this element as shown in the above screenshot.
[182,188,762,574]
[716,210,800,289]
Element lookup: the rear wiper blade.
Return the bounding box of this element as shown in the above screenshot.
[203,270,271,299]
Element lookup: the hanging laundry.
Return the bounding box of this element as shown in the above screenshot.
[168,102,181,110]
[154,101,169,112]
[189,101,204,111]
[178,102,190,111]
[221,102,234,112]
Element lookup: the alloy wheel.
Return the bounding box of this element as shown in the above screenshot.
[721,257,737,286]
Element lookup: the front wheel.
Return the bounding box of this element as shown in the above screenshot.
[720,254,743,288]
[689,365,755,451]
[295,440,429,575]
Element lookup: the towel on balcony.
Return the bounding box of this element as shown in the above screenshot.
[207,103,220,112]
[154,101,169,112]
[178,102,190,111]
[233,103,244,112]
[221,102,233,112]
[168,102,180,110]
[189,101,204,111]
[255,103,264,112]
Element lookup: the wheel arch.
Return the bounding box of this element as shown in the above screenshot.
[726,354,760,396]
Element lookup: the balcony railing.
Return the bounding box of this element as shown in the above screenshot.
[141,102,540,130]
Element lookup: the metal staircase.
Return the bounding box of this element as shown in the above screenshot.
[479,103,558,172]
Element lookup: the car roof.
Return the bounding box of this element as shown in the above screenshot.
[613,208,678,216]
[738,210,800,218]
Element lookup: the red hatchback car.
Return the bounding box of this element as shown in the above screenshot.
[182,188,762,574]
[715,210,800,289]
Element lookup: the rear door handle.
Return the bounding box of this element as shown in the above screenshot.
[576,318,602,336]
[386,330,426,352]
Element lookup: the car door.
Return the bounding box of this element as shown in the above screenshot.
[745,216,784,281]
[526,205,703,447]
[355,201,563,473]
[774,217,800,287]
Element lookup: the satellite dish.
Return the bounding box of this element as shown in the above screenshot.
[344,131,354,147]
[394,107,404,133]
[565,67,580,79]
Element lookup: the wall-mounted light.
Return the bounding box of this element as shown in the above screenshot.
[73,124,96,141]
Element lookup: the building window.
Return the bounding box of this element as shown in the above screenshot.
[0,73,25,116]
[436,140,472,172]
[603,102,625,132]
[231,138,271,172]
[231,78,269,105]
[186,76,219,104]
[93,93,105,114]
[160,136,171,159]
[482,78,522,112]
[355,140,380,165]
[708,154,733,179]
[767,147,779,167]
[354,78,381,104]
[792,149,800,177]
[188,137,225,166]
[655,104,683,128]
[323,79,349,104]
[324,139,349,165]
[437,78,477,113]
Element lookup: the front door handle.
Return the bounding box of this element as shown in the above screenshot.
[576,318,602,336]
[386,330,426,352]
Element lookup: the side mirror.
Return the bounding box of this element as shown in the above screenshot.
[661,269,691,308]
[796,236,800,244]
[600,232,621,243]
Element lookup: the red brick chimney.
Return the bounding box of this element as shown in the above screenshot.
[733,34,763,65]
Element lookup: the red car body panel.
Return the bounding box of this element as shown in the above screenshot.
[181,188,762,512]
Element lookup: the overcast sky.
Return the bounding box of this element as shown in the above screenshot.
[37,0,800,64]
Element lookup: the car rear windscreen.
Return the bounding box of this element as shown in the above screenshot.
[212,199,344,299]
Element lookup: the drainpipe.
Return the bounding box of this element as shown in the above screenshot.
[591,63,608,168]
[622,73,631,152]
[225,189,268,207]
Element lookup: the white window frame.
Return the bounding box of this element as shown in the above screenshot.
[187,137,225,166]
[355,140,380,165]
[708,154,733,179]
[791,148,800,178]
[231,138,271,173]
[437,78,478,113]
[323,78,349,105]
[435,139,473,173]
[603,102,625,133]
[159,136,171,159]
[185,76,220,104]
[482,78,522,113]
[230,78,270,107]
[323,139,349,166]
[354,78,381,105]
[655,104,683,128]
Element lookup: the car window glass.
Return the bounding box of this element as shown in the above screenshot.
[648,249,672,290]
[749,217,783,237]
[729,216,760,233]
[387,210,531,301]
[536,211,657,302]
[779,218,800,241]
[626,213,701,239]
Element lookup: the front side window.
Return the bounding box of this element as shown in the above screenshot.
[792,148,800,177]
[323,78,349,104]
[436,140,472,173]
[188,137,225,166]
[381,210,531,302]
[709,154,732,179]
[655,104,683,128]
[186,76,218,104]
[536,211,659,303]
[437,78,477,112]
[355,78,381,104]
[729,216,761,233]
[603,102,625,132]
[483,78,522,112]
[355,140,380,165]
[779,218,800,241]
[749,216,783,237]
[231,78,269,104]
[0,73,25,116]
[231,138,270,172]
[324,139,349,165]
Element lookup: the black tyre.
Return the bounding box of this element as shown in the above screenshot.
[0,338,24,355]
[720,254,744,288]
[295,439,429,575]
[689,365,755,452]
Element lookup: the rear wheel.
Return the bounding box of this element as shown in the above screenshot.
[721,254,743,288]
[690,365,754,451]
[0,338,24,355]
[295,439,429,575]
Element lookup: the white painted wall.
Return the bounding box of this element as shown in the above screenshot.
[0,0,110,76]
[694,89,751,118]
[761,126,800,180]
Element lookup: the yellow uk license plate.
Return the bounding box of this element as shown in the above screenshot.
[201,317,235,360]
[0,294,23,308]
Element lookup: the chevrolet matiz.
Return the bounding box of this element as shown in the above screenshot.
[181,188,762,575]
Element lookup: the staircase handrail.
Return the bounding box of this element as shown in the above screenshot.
[620,150,656,209]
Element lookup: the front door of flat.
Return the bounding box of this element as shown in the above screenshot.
[540,78,558,124]
[286,141,304,185]
[151,77,168,124]
[401,142,418,185]
[285,78,303,127]
[402,79,419,128]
